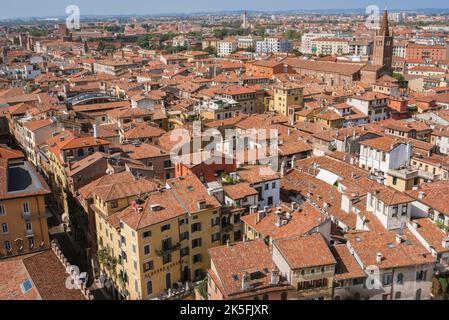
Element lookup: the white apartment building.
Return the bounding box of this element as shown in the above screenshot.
[198,97,241,121]
[237,35,261,49]
[390,12,407,23]
[393,41,408,58]
[300,32,336,54]
[236,165,281,209]
[256,37,292,54]
[366,187,413,231]
[3,64,41,80]
[310,38,350,56]
[348,40,373,57]
[14,117,59,165]
[347,92,390,123]
[217,40,238,57]
[431,127,449,154]
[359,136,412,178]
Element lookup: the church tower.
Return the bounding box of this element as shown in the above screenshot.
[1,46,7,64]
[242,10,249,29]
[373,10,393,73]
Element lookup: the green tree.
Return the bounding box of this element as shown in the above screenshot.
[285,29,302,40]
[204,46,217,56]
[393,72,407,88]
[97,41,105,51]
[213,28,228,40]
[254,26,266,37]
[97,247,118,276]
[195,276,209,300]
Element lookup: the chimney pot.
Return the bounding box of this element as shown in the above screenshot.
[376,252,383,263]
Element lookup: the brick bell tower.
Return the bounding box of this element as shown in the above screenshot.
[373,9,393,74]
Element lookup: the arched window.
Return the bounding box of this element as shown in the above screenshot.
[77,148,84,157]
[395,292,401,300]
[281,292,288,300]
[397,273,404,285]
[416,288,422,300]
[437,214,445,224]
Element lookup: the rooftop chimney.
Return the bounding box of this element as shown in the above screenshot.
[93,124,99,139]
[244,203,254,214]
[280,160,287,177]
[275,208,282,227]
[418,191,426,200]
[291,155,297,170]
[376,252,383,263]
[256,210,266,224]
[291,202,297,211]
[241,272,251,291]
[396,234,403,244]
[443,237,449,249]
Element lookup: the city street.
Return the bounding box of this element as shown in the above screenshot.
[47,210,110,300]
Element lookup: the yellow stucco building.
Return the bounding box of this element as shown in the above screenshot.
[0,147,51,258]
[272,84,304,116]
[94,174,222,300]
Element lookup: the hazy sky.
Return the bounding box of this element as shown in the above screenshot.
[1,0,449,19]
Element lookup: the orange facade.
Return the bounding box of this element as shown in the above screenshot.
[245,61,290,79]
[175,157,237,183]
[406,44,447,61]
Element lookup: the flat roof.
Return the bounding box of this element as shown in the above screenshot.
[7,161,44,194]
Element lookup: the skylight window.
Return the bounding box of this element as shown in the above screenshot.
[20,279,33,294]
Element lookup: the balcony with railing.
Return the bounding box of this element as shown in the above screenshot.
[156,242,181,257]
